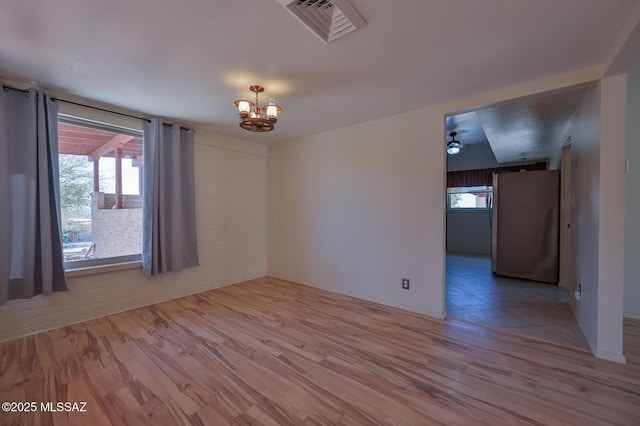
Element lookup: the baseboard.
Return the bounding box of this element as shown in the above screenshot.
[399,303,446,319]
[594,349,626,364]
[266,273,446,320]
[623,312,640,320]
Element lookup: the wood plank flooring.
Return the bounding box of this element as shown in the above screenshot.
[1,277,639,425]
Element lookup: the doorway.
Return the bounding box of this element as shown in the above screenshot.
[444,89,589,350]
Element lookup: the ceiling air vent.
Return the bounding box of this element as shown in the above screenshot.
[277,0,366,44]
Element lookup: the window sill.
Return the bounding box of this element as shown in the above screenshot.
[65,260,142,278]
[447,208,490,212]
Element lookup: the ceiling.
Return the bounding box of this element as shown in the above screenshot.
[445,85,591,165]
[58,122,143,161]
[0,0,638,147]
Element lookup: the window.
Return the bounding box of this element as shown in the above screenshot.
[447,186,492,210]
[58,117,144,268]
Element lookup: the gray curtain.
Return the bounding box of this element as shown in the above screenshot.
[0,88,68,304]
[142,118,198,276]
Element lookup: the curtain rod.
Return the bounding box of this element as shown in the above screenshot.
[2,84,31,96]
[54,98,193,131]
[3,84,191,131]
[51,98,152,123]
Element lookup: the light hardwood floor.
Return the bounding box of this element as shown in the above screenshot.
[1,277,639,425]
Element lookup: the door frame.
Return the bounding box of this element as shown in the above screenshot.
[559,139,573,289]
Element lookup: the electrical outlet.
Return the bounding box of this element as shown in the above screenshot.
[402,278,410,290]
[574,283,582,301]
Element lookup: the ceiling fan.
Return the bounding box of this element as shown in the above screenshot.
[446,131,468,155]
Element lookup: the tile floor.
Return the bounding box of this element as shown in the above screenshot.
[446,253,590,350]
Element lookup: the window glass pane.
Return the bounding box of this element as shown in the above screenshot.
[58,119,143,266]
[122,159,140,195]
[59,153,93,259]
[99,157,116,193]
[447,186,492,209]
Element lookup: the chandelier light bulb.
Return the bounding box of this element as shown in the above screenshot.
[266,98,278,120]
[238,99,250,114]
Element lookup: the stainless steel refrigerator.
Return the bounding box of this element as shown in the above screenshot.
[491,170,560,283]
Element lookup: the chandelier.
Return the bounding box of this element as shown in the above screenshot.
[233,85,282,132]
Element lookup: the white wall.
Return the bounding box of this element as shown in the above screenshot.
[566,85,601,354]
[446,210,492,256]
[596,74,627,363]
[551,77,627,363]
[268,110,447,318]
[0,107,268,342]
[624,60,640,320]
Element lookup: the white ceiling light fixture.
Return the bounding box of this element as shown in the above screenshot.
[277,0,366,44]
[233,85,283,132]
[446,131,462,155]
[447,143,461,155]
